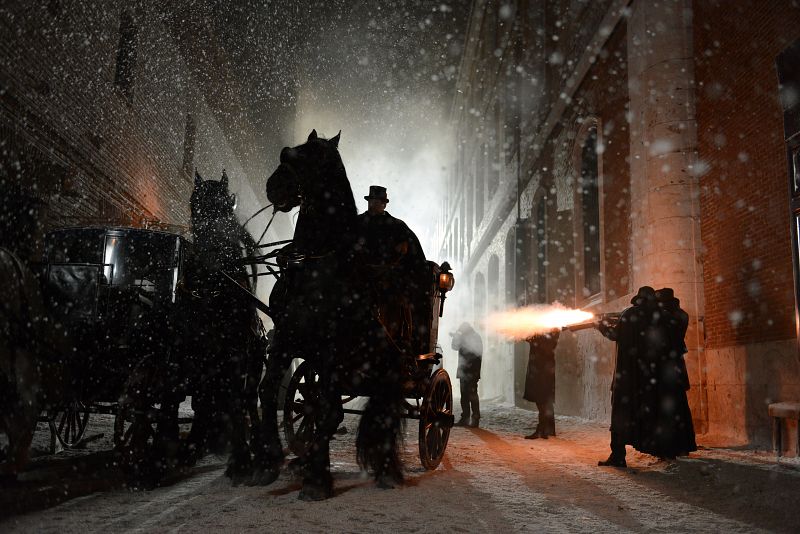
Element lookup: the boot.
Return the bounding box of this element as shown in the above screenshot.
[468,416,480,428]
[597,454,627,467]
[454,416,469,427]
[525,427,547,440]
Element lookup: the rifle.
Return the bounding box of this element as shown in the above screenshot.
[561,312,621,332]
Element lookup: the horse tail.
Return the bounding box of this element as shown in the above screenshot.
[356,364,406,484]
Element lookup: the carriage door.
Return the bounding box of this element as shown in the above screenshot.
[777,38,800,358]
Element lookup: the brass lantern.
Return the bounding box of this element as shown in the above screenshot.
[438,262,455,317]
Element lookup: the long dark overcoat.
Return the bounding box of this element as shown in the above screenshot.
[636,302,697,457]
[599,305,645,445]
[523,332,559,404]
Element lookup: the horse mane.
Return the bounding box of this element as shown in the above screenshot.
[190,171,258,290]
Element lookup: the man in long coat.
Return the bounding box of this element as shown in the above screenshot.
[523,329,560,439]
[597,286,655,467]
[637,288,696,458]
[356,186,428,349]
[451,322,482,427]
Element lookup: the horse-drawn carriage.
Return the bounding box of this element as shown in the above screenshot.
[5,130,454,499]
[40,226,194,449]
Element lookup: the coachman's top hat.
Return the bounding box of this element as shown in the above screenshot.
[364,185,389,203]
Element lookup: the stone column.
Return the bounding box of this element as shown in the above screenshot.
[627,0,707,431]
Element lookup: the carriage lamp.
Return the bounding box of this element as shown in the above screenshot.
[438,262,455,317]
[438,263,455,292]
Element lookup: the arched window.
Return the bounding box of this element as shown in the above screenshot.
[533,193,548,303]
[114,10,138,100]
[466,171,474,249]
[474,272,486,324]
[574,120,603,301]
[504,227,516,305]
[505,223,529,306]
[488,254,500,312]
[476,148,484,226]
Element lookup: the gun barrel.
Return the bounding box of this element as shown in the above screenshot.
[562,320,597,332]
[562,312,622,332]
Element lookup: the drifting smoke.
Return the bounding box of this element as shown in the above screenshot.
[485,303,594,340]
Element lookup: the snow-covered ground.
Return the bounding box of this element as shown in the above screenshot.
[3,402,800,533]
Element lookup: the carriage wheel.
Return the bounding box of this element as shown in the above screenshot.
[419,369,453,470]
[49,400,91,448]
[282,360,321,458]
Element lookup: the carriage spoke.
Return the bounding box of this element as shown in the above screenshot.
[70,411,78,442]
[291,409,305,423]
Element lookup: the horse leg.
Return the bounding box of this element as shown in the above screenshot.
[183,391,211,466]
[225,357,253,485]
[225,410,251,484]
[0,403,36,482]
[248,354,286,486]
[299,373,341,501]
[356,373,406,489]
[154,394,182,475]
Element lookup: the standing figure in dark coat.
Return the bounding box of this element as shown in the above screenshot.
[451,322,482,427]
[356,185,428,348]
[597,286,655,467]
[523,329,560,439]
[639,287,696,458]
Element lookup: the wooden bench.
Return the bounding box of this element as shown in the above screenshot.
[769,402,800,458]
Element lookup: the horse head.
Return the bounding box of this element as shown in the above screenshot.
[266,130,356,254]
[190,170,236,230]
[266,129,351,212]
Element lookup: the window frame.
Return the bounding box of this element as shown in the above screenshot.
[572,117,606,308]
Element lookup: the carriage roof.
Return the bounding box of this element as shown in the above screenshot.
[46,225,187,239]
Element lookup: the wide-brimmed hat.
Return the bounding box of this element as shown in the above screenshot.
[631,285,656,305]
[656,287,680,307]
[364,185,388,202]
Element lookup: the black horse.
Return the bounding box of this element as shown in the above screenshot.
[181,170,265,482]
[252,130,406,500]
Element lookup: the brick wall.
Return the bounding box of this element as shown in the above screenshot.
[695,0,800,348]
[0,1,270,234]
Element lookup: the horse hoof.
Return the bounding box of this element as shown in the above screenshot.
[0,473,19,486]
[247,467,280,487]
[376,473,403,490]
[299,479,333,501]
[287,457,309,477]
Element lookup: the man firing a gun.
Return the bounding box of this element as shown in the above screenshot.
[523,329,560,439]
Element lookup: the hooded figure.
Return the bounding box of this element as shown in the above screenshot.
[451,322,482,427]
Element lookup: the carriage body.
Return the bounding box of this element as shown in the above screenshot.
[281,259,455,470]
[40,226,191,445]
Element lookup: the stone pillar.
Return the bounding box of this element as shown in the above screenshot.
[627,0,707,431]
